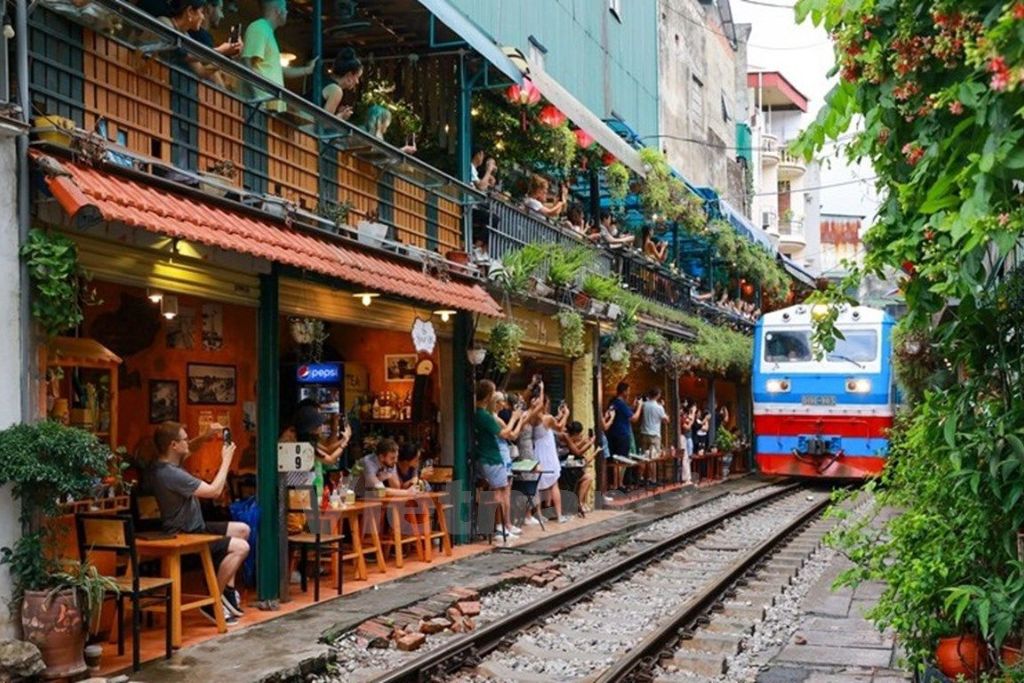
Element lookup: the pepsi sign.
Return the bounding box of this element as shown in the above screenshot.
[296,363,341,384]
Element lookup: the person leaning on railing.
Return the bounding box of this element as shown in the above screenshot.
[240,0,316,105]
[322,48,362,121]
[148,0,242,89]
[523,175,567,219]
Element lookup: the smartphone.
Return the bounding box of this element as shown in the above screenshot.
[558,400,567,412]
[222,428,233,445]
[229,24,240,44]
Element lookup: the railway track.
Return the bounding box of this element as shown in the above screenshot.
[367,482,831,683]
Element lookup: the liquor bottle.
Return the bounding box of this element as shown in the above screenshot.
[371,393,380,420]
[382,391,391,420]
[404,392,412,420]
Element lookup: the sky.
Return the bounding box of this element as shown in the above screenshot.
[731,0,880,224]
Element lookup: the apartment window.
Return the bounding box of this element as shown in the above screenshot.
[609,0,622,22]
[721,92,732,123]
[689,75,704,133]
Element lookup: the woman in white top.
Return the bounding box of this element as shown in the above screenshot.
[322,48,362,120]
[531,396,570,524]
[523,175,567,219]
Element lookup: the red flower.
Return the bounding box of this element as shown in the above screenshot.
[948,100,964,115]
[901,260,917,275]
[902,142,924,166]
[1014,2,1024,20]
[989,56,1011,91]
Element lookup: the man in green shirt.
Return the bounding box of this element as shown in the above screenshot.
[475,380,517,538]
[241,0,316,108]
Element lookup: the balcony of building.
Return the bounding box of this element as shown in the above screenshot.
[778,148,806,181]
[777,215,806,254]
[26,0,738,324]
[760,133,779,166]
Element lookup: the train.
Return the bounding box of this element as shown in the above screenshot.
[752,304,896,479]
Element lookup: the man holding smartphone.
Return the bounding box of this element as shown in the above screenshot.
[187,0,243,88]
[149,421,249,624]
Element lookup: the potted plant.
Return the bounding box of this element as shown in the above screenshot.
[0,421,120,678]
[198,160,239,198]
[497,244,547,296]
[605,161,630,202]
[546,245,593,292]
[487,321,525,373]
[556,309,585,360]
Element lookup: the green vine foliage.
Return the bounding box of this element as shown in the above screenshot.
[22,229,95,338]
[794,0,1024,668]
[487,321,525,373]
[556,309,585,360]
[605,161,630,202]
[708,220,790,296]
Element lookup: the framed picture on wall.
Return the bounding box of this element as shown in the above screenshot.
[385,354,417,382]
[186,363,237,405]
[149,380,180,423]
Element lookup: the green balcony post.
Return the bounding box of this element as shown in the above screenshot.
[451,311,472,543]
[256,270,280,601]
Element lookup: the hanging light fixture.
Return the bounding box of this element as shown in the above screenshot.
[353,292,380,307]
[505,78,541,106]
[574,128,595,149]
[147,288,163,304]
[538,104,566,128]
[433,309,457,323]
[161,295,179,320]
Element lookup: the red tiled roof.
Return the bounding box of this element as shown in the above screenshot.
[35,152,503,318]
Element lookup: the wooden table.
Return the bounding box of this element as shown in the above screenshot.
[321,501,387,582]
[135,533,226,648]
[364,491,453,566]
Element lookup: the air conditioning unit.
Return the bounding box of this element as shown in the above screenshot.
[761,210,776,229]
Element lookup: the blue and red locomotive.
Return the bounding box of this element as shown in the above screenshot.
[752,304,896,479]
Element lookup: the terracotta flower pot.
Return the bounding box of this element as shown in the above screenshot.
[935,634,988,678]
[22,589,88,680]
[1001,640,1022,667]
[446,250,471,265]
[573,291,592,310]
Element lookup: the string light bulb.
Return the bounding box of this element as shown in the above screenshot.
[147,288,164,304]
[353,292,379,307]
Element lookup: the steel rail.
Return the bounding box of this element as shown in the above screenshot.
[369,482,805,683]
[595,492,832,682]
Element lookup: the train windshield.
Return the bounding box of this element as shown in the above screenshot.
[826,330,879,363]
[764,330,812,363]
[763,329,879,364]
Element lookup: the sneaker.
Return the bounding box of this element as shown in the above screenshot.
[507,524,523,534]
[523,515,541,526]
[557,516,571,524]
[200,604,239,626]
[222,587,244,617]
[290,570,302,584]
[497,525,520,537]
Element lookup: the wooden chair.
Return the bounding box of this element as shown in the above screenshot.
[286,486,343,602]
[76,514,172,672]
[131,494,163,533]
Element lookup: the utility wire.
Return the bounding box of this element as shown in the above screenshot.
[751,175,880,197]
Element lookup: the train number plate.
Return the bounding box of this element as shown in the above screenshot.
[801,395,837,406]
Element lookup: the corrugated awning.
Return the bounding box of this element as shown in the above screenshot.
[780,255,817,288]
[416,0,522,84]
[504,49,646,177]
[720,199,776,254]
[35,152,503,318]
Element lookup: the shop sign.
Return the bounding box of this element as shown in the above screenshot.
[412,317,437,354]
[296,363,341,384]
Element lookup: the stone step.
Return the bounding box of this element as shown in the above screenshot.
[677,633,744,655]
[665,650,727,677]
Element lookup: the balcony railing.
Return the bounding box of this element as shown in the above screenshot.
[28,1,470,255]
[24,0,756,333]
[761,134,779,164]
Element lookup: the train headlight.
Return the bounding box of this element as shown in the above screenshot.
[846,378,872,394]
[766,379,791,393]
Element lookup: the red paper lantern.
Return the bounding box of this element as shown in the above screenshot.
[574,128,595,149]
[538,104,566,128]
[602,151,617,166]
[741,282,755,298]
[505,78,541,106]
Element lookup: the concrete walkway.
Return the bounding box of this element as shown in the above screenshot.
[757,556,911,683]
[131,476,778,682]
